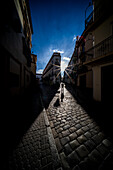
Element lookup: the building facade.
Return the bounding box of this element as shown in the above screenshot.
[31,54,37,76]
[75,35,93,98]
[65,0,113,104]
[64,49,77,85]
[31,54,37,86]
[84,0,113,103]
[1,0,33,96]
[42,52,61,85]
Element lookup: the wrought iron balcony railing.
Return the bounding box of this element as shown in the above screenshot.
[85,11,93,28]
[85,35,113,63]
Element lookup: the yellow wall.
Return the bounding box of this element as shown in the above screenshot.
[86,70,93,88]
[93,66,101,101]
[14,0,24,28]
[31,63,36,75]
[93,15,113,46]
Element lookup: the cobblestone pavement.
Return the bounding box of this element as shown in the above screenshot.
[42,84,113,170]
[8,109,60,170]
[8,83,113,170]
[8,89,61,170]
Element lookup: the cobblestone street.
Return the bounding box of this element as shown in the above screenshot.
[8,83,113,170]
[9,110,57,170]
[41,84,113,170]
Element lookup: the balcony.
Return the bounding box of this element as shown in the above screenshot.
[84,35,113,64]
[85,11,93,28]
[85,1,112,30]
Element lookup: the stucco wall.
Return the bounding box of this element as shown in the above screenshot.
[93,66,101,101]
[93,15,113,46]
[86,70,93,88]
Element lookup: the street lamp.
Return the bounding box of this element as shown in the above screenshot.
[85,2,93,28]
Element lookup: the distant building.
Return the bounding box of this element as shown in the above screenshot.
[1,0,33,96]
[36,74,42,81]
[31,54,37,76]
[64,51,76,84]
[42,52,61,85]
[31,54,37,86]
[36,73,42,85]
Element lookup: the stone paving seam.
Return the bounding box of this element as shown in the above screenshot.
[40,95,62,170]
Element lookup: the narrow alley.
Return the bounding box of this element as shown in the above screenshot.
[2,0,113,169]
[8,83,113,170]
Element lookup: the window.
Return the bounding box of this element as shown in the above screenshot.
[55,58,59,65]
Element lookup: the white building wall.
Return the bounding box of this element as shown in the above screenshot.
[43,54,61,84]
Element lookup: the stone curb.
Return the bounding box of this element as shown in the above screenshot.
[40,95,62,170]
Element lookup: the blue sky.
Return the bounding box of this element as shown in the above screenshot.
[29,0,92,74]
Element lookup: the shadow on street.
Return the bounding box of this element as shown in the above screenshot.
[2,85,43,169]
[65,84,113,141]
[40,83,60,109]
[54,98,60,107]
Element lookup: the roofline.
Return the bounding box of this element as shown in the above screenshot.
[43,52,61,74]
[26,0,33,34]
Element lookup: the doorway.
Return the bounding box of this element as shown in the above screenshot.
[101,64,113,106]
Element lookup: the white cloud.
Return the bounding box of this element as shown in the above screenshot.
[61,60,69,72]
[63,57,70,61]
[36,69,43,74]
[51,49,64,54]
[73,35,76,41]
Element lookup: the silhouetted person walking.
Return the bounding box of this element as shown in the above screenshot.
[61,83,64,102]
